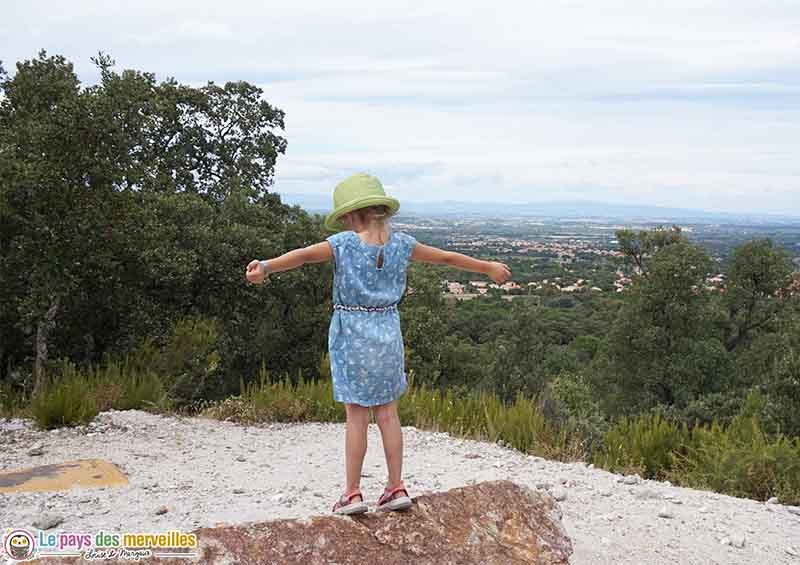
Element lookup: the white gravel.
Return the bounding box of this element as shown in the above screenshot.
[2,409,800,564]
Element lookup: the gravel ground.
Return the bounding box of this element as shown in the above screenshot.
[2,409,799,564]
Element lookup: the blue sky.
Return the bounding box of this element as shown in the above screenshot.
[2,1,799,214]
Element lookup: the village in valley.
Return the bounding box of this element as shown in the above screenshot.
[390,216,799,303]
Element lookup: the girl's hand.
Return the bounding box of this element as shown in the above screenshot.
[487,261,512,284]
[246,260,268,284]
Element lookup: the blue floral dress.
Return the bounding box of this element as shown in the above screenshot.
[325,229,418,406]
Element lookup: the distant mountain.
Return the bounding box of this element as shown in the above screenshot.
[277,193,800,224]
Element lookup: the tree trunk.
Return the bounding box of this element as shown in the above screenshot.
[33,297,60,395]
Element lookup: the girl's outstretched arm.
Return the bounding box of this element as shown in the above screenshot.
[245,242,333,283]
[410,242,512,284]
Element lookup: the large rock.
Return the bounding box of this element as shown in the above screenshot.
[35,480,572,564]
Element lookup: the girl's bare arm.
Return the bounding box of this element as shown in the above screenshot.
[410,242,512,283]
[264,242,334,273]
[246,242,333,283]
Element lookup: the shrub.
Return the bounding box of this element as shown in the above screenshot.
[593,412,688,479]
[236,364,345,423]
[668,413,800,504]
[30,361,98,429]
[0,376,28,419]
[128,316,222,407]
[542,372,608,451]
[86,359,171,412]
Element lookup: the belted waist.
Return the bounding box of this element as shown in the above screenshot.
[333,301,399,313]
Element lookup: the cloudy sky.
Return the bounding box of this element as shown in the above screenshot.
[3,1,799,213]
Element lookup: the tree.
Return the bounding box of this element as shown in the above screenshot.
[615,225,685,277]
[400,263,448,386]
[723,239,794,351]
[0,51,295,392]
[599,236,733,417]
[0,51,83,392]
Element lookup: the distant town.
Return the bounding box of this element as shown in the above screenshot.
[386,213,800,303]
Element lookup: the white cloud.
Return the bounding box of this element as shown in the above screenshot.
[2,0,799,213]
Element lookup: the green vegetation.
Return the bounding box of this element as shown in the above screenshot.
[26,358,169,429]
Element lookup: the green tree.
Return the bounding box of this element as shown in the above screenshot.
[615,225,685,276]
[401,263,448,386]
[723,239,794,351]
[599,235,733,416]
[0,51,303,395]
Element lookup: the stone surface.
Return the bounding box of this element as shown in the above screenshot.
[619,474,641,485]
[0,459,127,493]
[32,513,63,530]
[35,480,572,564]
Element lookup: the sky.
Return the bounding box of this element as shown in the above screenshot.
[2,1,799,214]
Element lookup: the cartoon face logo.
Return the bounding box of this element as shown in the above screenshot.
[4,529,35,561]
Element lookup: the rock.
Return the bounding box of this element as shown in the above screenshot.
[235,455,246,462]
[634,488,660,500]
[657,506,673,519]
[27,443,45,456]
[766,497,779,504]
[619,474,641,485]
[75,481,572,564]
[232,488,245,494]
[730,533,746,548]
[32,513,63,530]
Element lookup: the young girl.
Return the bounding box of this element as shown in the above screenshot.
[245,172,512,515]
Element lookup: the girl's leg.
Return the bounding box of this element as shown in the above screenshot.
[374,400,404,497]
[344,402,370,502]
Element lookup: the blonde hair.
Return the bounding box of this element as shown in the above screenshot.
[351,204,396,244]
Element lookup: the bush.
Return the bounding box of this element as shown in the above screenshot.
[668,413,800,504]
[129,316,223,407]
[86,358,171,413]
[26,355,172,429]
[221,364,346,423]
[542,372,608,451]
[0,369,29,419]
[30,361,98,429]
[593,412,688,479]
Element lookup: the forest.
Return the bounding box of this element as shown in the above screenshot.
[2,52,799,503]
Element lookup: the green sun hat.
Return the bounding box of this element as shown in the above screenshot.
[324,172,400,232]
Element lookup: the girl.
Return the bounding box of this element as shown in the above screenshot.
[245,172,512,515]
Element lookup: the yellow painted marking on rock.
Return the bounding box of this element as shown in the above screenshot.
[0,459,128,493]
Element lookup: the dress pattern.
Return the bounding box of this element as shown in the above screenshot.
[326,229,417,406]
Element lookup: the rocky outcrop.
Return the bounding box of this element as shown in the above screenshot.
[35,480,572,564]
